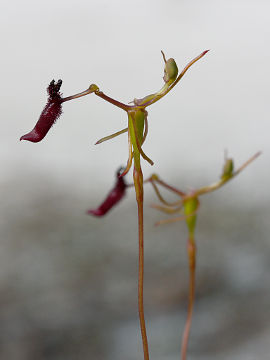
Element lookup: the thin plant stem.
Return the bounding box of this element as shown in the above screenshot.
[181,235,196,360]
[133,166,150,360]
[233,151,261,175]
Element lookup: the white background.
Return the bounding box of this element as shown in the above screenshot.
[2,0,268,198]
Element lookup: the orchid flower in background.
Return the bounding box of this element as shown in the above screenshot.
[143,151,260,360]
[20,50,209,360]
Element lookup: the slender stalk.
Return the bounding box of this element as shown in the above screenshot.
[148,176,185,197]
[95,90,131,111]
[147,178,184,206]
[181,235,196,360]
[133,166,149,360]
[194,151,261,197]
[62,84,98,102]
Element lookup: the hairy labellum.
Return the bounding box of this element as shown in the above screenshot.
[20,80,63,143]
[87,169,127,216]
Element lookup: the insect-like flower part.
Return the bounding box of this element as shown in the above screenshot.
[87,168,127,216]
[20,80,63,143]
[20,82,98,143]
[93,50,209,177]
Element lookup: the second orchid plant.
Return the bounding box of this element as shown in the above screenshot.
[20,50,258,360]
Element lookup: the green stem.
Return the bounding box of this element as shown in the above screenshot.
[128,109,150,360]
[133,165,149,360]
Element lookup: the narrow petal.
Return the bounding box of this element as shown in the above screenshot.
[95,128,128,145]
[131,116,154,166]
[120,128,133,177]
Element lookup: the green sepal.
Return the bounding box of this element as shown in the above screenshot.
[128,110,146,169]
[184,197,198,235]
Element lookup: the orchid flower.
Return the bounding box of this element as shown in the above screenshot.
[144,151,261,360]
[20,50,209,360]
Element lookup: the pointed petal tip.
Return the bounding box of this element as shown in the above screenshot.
[20,131,41,143]
[20,134,29,142]
[87,209,105,217]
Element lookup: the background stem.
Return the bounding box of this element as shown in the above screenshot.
[181,236,196,360]
[133,166,150,360]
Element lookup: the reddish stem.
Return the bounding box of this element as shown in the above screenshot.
[133,166,150,360]
[154,178,185,197]
[181,236,196,360]
[95,91,131,111]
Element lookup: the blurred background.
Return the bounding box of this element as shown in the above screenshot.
[1,0,270,359]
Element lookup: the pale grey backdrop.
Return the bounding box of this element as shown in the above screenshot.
[1,0,270,359]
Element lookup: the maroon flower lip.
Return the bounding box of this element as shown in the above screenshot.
[87,168,127,216]
[20,80,63,143]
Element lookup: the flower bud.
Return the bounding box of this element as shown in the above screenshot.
[221,158,234,180]
[162,52,178,83]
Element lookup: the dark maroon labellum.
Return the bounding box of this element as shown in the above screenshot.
[20,80,63,143]
[87,169,127,216]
